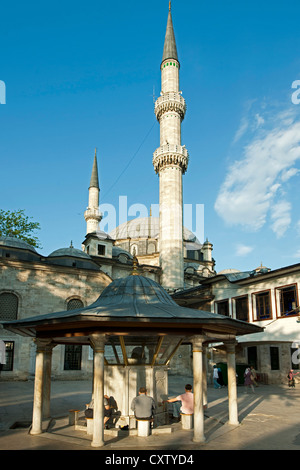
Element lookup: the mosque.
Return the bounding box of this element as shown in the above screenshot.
[1,3,300,385]
[0,4,215,380]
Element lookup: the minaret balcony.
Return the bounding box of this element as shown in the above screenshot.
[154,92,186,121]
[84,207,103,222]
[153,144,189,174]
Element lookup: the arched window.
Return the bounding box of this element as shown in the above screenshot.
[67,298,84,311]
[0,293,18,321]
[148,242,156,254]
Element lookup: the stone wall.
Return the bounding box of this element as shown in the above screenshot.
[0,258,111,380]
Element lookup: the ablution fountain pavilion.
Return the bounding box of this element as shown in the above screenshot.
[2,272,262,447]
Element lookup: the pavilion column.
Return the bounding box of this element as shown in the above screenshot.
[31,339,54,435]
[225,341,239,426]
[90,334,106,448]
[192,335,206,443]
[43,343,56,418]
[202,345,208,409]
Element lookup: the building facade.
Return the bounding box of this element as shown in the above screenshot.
[0,5,213,381]
[1,5,299,385]
[173,263,300,384]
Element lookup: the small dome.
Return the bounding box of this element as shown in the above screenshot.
[92,230,113,240]
[112,246,133,259]
[48,244,92,260]
[0,236,38,253]
[95,275,178,308]
[255,263,271,274]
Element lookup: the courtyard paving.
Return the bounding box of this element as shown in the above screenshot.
[0,374,299,453]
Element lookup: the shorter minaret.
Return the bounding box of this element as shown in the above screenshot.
[84,149,102,234]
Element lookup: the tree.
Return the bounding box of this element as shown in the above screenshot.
[0,209,41,248]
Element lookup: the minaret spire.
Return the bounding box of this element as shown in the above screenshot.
[84,149,102,234]
[162,2,178,63]
[153,5,188,290]
[89,148,99,189]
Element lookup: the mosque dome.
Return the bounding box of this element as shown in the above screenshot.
[110,217,160,240]
[109,216,202,250]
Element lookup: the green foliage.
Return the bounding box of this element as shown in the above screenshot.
[0,209,41,248]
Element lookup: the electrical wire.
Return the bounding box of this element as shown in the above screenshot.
[101,119,157,201]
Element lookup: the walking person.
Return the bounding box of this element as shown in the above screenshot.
[250,365,258,387]
[244,367,255,393]
[288,369,299,388]
[213,365,221,389]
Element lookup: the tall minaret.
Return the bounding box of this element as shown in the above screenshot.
[84,149,103,234]
[153,3,188,290]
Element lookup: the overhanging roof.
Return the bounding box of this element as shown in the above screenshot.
[1,275,263,343]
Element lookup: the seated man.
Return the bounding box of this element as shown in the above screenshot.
[131,387,155,420]
[85,394,112,428]
[164,384,193,422]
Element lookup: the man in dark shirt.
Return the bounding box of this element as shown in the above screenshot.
[85,394,112,428]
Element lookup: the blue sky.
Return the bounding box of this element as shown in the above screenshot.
[1,0,300,273]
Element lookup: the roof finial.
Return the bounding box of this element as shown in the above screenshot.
[131,248,139,275]
[169,1,171,11]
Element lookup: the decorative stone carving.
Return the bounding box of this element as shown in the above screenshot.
[155,92,186,121]
[153,145,189,174]
[84,207,103,223]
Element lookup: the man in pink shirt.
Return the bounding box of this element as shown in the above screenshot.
[164,384,194,422]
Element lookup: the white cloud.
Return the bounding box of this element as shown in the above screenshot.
[233,117,249,144]
[236,244,254,256]
[270,200,291,238]
[255,113,265,128]
[215,108,300,237]
[281,167,299,182]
